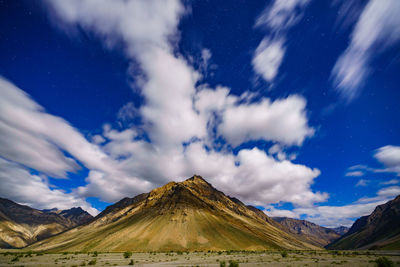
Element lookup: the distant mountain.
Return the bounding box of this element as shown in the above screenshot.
[272,217,341,247]
[0,198,93,248]
[328,195,400,250]
[331,226,349,236]
[43,207,93,226]
[29,175,319,252]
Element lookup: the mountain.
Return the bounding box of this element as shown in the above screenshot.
[29,175,319,252]
[0,198,93,248]
[272,217,341,247]
[331,226,349,236]
[328,195,400,250]
[43,207,93,226]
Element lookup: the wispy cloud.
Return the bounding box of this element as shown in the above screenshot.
[345,171,364,177]
[381,179,399,185]
[356,179,368,187]
[252,0,310,83]
[331,0,400,102]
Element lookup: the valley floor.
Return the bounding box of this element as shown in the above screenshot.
[0,250,400,267]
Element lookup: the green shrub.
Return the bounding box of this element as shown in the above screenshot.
[375,257,394,267]
[128,259,134,265]
[88,259,97,265]
[220,261,226,267]
[228,260,239,267]
[124,251,132,258]
[92,251,98,257]
[281,251,288,258]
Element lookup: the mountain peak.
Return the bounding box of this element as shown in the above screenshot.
[30,175,318,252]
[185,175,206,182]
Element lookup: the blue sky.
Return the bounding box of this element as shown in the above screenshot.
[0,0,399,227]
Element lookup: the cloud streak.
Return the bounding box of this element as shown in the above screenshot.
[331,0,400,102]
[252,0,310,83]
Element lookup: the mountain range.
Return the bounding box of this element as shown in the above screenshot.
[0,198,92,248]
[28,176,318,252]
[328,195,400,250]
[0,175,398,252]
[272,217,344,247]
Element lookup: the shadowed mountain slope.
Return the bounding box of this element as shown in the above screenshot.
[0,198,93,248]
[272,217,341,247]
[328,195,400,250]
[29,175,319,252]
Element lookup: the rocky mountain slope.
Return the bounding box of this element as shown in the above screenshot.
[29,175,319,252]
[272,217,341,247]
[328,195,400,250]
[0,198,92,248]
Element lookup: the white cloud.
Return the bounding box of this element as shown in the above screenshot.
[252,38,285,82]
[46,0,184,54]
[0,0,325,213]
[345,171,364,177]
[374,145,400,175]
[218,95,314,146]
[252,0,310,83]
[331,0,400,102]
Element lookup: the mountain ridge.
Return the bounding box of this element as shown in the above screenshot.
[0,198,93,248]
[29,175,319,252]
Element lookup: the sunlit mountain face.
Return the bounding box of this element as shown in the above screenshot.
[0,0,399,228]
